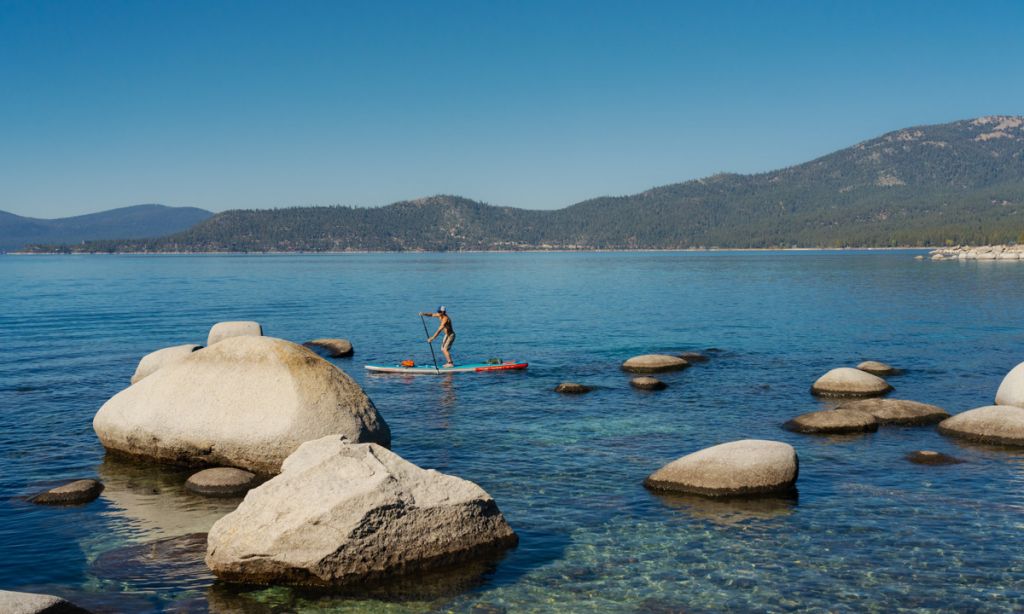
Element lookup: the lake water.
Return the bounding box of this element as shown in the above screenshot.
[1,251,1023,613]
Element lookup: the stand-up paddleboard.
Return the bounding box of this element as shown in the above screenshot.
[366,361,528,374]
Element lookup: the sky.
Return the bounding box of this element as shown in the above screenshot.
[2,0,1023,218]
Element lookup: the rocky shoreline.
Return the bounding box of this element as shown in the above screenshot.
[925,245,1024,260]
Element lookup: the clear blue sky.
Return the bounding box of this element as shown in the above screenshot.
[2,0,1022,217]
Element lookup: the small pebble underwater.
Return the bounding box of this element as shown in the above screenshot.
[1,251,1023,613]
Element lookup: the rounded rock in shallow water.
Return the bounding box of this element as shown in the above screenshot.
[836,398,949,426]
[31,479,104,505]
[906,450,964,465]
[621,354,689,373]
[995,361,1024,407]
[186,467,257,497]
[554,382,591,394]
[856,360,897,376]
[631,376,666,391]
[0,590,92,614]
[303,338,354,358]
[644,439,798,497]
[811,367,892,398]
[207,321,263,346]
[783,409,878,434]
[938,405,1024,447]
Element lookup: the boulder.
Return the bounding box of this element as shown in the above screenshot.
[644,439,798,497]
[621,354,689,373]
[0,591,91,614]
[94,336,390,474]
[206,436,518,587]
[185,468,257,497]
[906,450,964,465]
[30,479,104,505]
[835,398,949,425]
[783,409,878,434]
[554,382,591,394]
[131,344,202,384]
[678,352,709,363]
[995,362,1024,407]
[631,376,667,391]
[938,405,1024,447]
[856,360,896,376]
[303,338,354,358]
[810,367,892,398]
[207,321,262,346]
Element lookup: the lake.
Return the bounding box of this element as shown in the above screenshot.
[1,251,1023,612]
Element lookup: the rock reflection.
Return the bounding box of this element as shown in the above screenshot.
[91,533,212,593]
[651,491,798,525]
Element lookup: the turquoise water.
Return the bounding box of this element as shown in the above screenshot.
[1,252,1023,613]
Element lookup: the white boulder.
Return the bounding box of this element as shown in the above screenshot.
[94,336,390,474]
[995,362,1024,407]
[207,321,262,346]
[131,344,202,384]
[206,436,517,586]
[621,354,689,373]
[938,405,1024,447]
[0,590,90,614]
[644,439,798,497]
[811,367,892,398]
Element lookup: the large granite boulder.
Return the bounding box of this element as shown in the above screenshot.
[621,354,689,373]
[303,338,354,358]
[643,439,798,497]
[131,344,202,384]
[31,479,104,505]
[995,362,1024,407]
[94,336,390,474]
[206,436,518,587]
[783,408,878,434]
[836,398,949,425]
[938,405,1024,447]
[207,321,262,346]
[0,590,91,614]
[811,367,892,398]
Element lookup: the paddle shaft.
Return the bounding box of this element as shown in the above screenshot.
[419,315,440,372]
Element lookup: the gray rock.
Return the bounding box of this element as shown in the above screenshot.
[811,367,892,398]
[906,450,964,465]
[206,436,518,587]
[185,468,257,497]
[783,409,878,434]
[31,479,104,505]
[995,361,1024,407]
[94,336,390,474]
[207,321,262,346]
[554,382,591,394]
[836,398,949,425]
[131,344,202,384]
[938,405,1024,447]
[0,590,91,614]
[303,338,354,357]
[644,439,798,497]
[631,376,667,391]
[621,354,689,373]
[856,360,897,376]
[678,352,709,363]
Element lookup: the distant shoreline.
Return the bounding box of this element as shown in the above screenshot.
[4,247,932,256]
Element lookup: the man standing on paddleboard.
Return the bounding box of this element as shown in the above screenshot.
[420,306,456,367]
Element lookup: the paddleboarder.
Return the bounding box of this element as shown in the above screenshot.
[419,306,455,367]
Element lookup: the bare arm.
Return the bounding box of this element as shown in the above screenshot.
[428,320,444,342]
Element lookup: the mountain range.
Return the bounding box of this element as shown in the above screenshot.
[1,204,213,252]
[15,116,1024,252]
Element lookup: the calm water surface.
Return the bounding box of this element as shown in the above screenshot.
[1,252,1023,613]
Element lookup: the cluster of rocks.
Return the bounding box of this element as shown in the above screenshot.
[555,351,705,395]
[924,245,1024,261]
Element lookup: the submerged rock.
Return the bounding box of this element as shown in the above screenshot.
[995,362,1024,407]
[91,533,211,591]
[906,450,964,465]
[303,338,354,357]
[30,479,104,505]
[206,321,262,346]
[811,367,892,398]
[856,360,897,376]
[630,376,667,391]
[783,409,878,434]
[554,382,591,394]
[678,352,709,363]
[206,436,518,587]
[131,344,202,384]
[0,590,91,614]
[621,354,689,373]
[94,336,390,474]
[643,439,798,497]
[938,405,1024,447]
[185,468,257,497]
[836,398,949,425]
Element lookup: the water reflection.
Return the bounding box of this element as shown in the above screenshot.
[650,491,798,525]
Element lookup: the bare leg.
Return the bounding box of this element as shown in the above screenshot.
[442,346,453,367]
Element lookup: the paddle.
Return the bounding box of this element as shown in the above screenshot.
[418,314,441,373]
